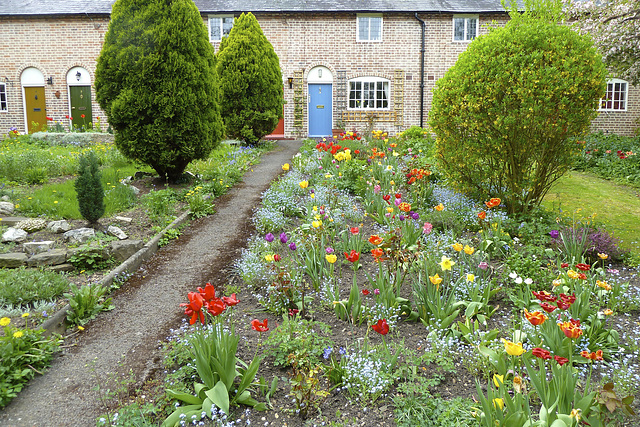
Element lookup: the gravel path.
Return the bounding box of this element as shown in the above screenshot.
[0,139,303,427]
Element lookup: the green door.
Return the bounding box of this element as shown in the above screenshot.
[69,86,92,130]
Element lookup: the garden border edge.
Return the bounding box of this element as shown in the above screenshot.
[40,210,192,336]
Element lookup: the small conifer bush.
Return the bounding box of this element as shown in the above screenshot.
[75,151,105,224]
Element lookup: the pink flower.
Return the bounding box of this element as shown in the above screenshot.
[422,222,433,234]
[373,185,381,194]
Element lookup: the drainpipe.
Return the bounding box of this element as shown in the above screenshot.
[414,13,425,128]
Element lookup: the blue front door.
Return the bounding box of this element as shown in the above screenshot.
[308,83,332,137]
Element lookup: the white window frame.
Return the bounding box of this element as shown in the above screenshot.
[357,14,383,42]
[209,15,234,42]
[599,78,628,111]
[0,82,7,112]
[452,15,478,42]
[348,77,390,110]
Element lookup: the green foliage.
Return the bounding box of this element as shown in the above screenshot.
[75,151,106,223]
[158,227,182,248]
[264,317,334,367]
[0,268,71,306]
[216,13,283,144]
[0,321,60,408]
[95,0,224,182]
[430,12,607,214]
[68,245,111,271]
[394,388,475,427]
[64,283,115,326]
[573,132,640,187]
[143,189,179,224]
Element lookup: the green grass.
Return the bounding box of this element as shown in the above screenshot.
[542,171,640,254]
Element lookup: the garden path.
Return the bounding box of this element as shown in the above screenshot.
[0,139,303,427]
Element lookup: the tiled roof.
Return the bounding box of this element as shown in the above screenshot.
[0,0,508,16]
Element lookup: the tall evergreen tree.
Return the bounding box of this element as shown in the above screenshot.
[95,0,224,182]
[75,151,105,224]
[217,12,283,144]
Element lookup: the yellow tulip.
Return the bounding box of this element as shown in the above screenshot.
[493,374,504,388]
[326,254,337,264]
[312,220,322,228]
[493,398,504,410]
[299,181,309,189]
[501,338,525,356]
[429,274,443,285]
[464,245,475,255]
[452,243,463,252]
[282,163,290,171]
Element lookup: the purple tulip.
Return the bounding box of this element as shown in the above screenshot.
[398,215,405,221]
[265,233,275,242]
[280,232,288,244]
[478,261,489,270]
[289,242,297,251]
[410,211,419,220]
[374,289,380,295]
[325,247,334,254]
[549,230,559,239]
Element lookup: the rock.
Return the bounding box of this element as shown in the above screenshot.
[128,185,140,195]
[23,241,56,255]
[0,253,28,268]
[107,225,128,240]
[2,227,28,243]
[0,201,14,215]
[27,249,68,267]
[120,176,133,185]
[48,220,72,233]
[63,228,96,244]
[108,239,143,262]
[0,216,30,227]
[15,218,47,233]
[49,263,75,272]
[114,216,133,225]
[1,195,9,201]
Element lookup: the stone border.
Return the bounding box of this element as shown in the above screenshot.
[41,211,191,336]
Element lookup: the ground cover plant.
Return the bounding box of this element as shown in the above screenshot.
[97,129,639,426]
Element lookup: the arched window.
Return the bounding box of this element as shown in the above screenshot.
[348,77,389,110]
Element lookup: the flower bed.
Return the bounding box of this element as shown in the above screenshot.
[103,132,639,426]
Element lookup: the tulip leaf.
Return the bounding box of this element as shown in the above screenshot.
[205,380,230,416]
[161,404,203,427]
[165,389,203,406]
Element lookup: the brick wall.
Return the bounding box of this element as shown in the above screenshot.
[0,16,109,133]
[1,12,638,138]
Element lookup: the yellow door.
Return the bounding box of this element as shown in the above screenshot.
[25,86,47,133]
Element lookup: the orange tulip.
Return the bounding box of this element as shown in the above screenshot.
[524,309,548,326]
[369,235,383,245]
[558,321,583,339]
[478,211,487,220]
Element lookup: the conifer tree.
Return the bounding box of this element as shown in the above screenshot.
[75,151,105,224]
[217,12,283,144]
[95,0,224,182]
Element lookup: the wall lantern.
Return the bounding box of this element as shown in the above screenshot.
[317,69,322,78]
[76,71,82,81]
[46,76,54,85]
[3,76,13,86]
[287,77,293,89]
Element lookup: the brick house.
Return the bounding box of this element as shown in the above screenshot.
[0,0,637,138]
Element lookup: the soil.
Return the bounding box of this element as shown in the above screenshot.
[1,138,639,426]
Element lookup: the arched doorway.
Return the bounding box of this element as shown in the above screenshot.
[67,67,92,130]
[21,67,46,134]
[307,66,333,137]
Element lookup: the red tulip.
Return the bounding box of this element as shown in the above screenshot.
[180,292,206,325]
[221,293,240,307]
[273,253,281,262]
[206,298,226,316]
[371,318,389,335]
[251,319,269,332]
[369,235,383,245]
[350,227,359,235]
[532,347,551,360]
[344,250,360,263]
[362,289,370,296]
[554,355,569,366]
[197,282,216,301]
[539,302,557,313]
[575,263,591,271]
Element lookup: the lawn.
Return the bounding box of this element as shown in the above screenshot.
[543,170,640,255]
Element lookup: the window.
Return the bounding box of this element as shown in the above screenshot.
[209,15,234,42]
[453,15,478,42]
[348,77,389,109]
[0,83,6,112]
[600,79,628,111]
[357,15,382,42]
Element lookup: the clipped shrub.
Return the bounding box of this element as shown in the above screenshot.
[217,12,283,144]
[75,151,105,224]
[95,0,224,182]
[429,11,607,214]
